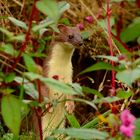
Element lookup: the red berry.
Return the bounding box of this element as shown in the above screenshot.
[85,16,93,23]
[52,75,59,80]
[76,23,84,30]
[118,55,126,61]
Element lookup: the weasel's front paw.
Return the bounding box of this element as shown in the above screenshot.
[65,101,75,114]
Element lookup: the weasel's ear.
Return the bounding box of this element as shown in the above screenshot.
[58,24,67,33]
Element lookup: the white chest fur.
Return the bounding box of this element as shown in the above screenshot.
[47,43,74,83]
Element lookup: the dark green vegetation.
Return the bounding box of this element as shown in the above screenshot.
[1,0,140,140]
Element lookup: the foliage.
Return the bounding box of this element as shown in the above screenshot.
[1,0,140,140]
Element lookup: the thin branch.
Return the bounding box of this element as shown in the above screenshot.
[12,0,22,7]
[0,59,22,74]
[0,53,26,70]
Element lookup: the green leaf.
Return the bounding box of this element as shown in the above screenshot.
[134,118,140,140]
[96,55,118,62]
[9,34,25,42]
[134,134,140,140]
[137,36,140,45]
[53,128,109,140]
[36,0,59,23]
[0,27,14,38]
[111,0,135,2]
[19,84,24,100]
[32,19,53,32]
[79,62,117,75]
[0,71,4,81]
[98,17,115,31]
[82,110,111,128]
[14,76,38,99]
[5,73,16,83]
[65,114,80,128]
[29,52,46,58]
[69,83,83,96]
[59,18,70,25]
[58,1,70,14]
[0,88,15,95]
[23,53,37,73]
[0,44,18,56]
[136,99,140,103]
[120,21,140,43]
[2,133,14,140]
[8,17,28,30]
[0,15,8,19]
[116,90,132,99]
[93,96,121,104]
[24,72,41,80]
[81,31,90,39]
[33,1,70,32]
[73,98,97,110]
[24,72,81,95]
[1,95,21,136]
[20,102,29,120]
[82,86,103,98]
[113,36,130,54]
[42,78,80,95]
[45,137,57,140]
[116,68,140,86]
[49,24,59,32]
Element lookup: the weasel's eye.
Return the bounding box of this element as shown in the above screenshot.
[68,35,74,39]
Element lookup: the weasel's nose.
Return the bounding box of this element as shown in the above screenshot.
[79,42,83,46]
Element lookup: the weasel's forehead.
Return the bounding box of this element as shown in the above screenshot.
[67,27,80,34]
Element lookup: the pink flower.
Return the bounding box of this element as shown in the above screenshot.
[120,109,136,138]
[76,23,84,30]
[85,16,93,23]
[120,110,136,126]
[120,124,135,138]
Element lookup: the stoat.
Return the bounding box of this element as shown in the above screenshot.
[42,25,83,139]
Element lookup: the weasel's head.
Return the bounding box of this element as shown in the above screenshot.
[57,25,83,48]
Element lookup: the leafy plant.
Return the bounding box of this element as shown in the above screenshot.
[1,0,140,139]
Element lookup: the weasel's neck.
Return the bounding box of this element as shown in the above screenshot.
[49,42,74,65]
[47,42,74,82]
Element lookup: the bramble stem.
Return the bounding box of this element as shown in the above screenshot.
[12,0,37,69]
[106,0,115,95]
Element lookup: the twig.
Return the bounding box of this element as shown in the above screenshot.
[12,0,22,7]
[0,53,26,70]
[0,59,22,74]
[98,71,108,92]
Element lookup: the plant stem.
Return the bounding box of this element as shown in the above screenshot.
[36,79,43,140]
[37,79,43,103]
[106,0,115,95]
[35,108,43,140]
[11,0,43,139]
[12,0,37,70]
